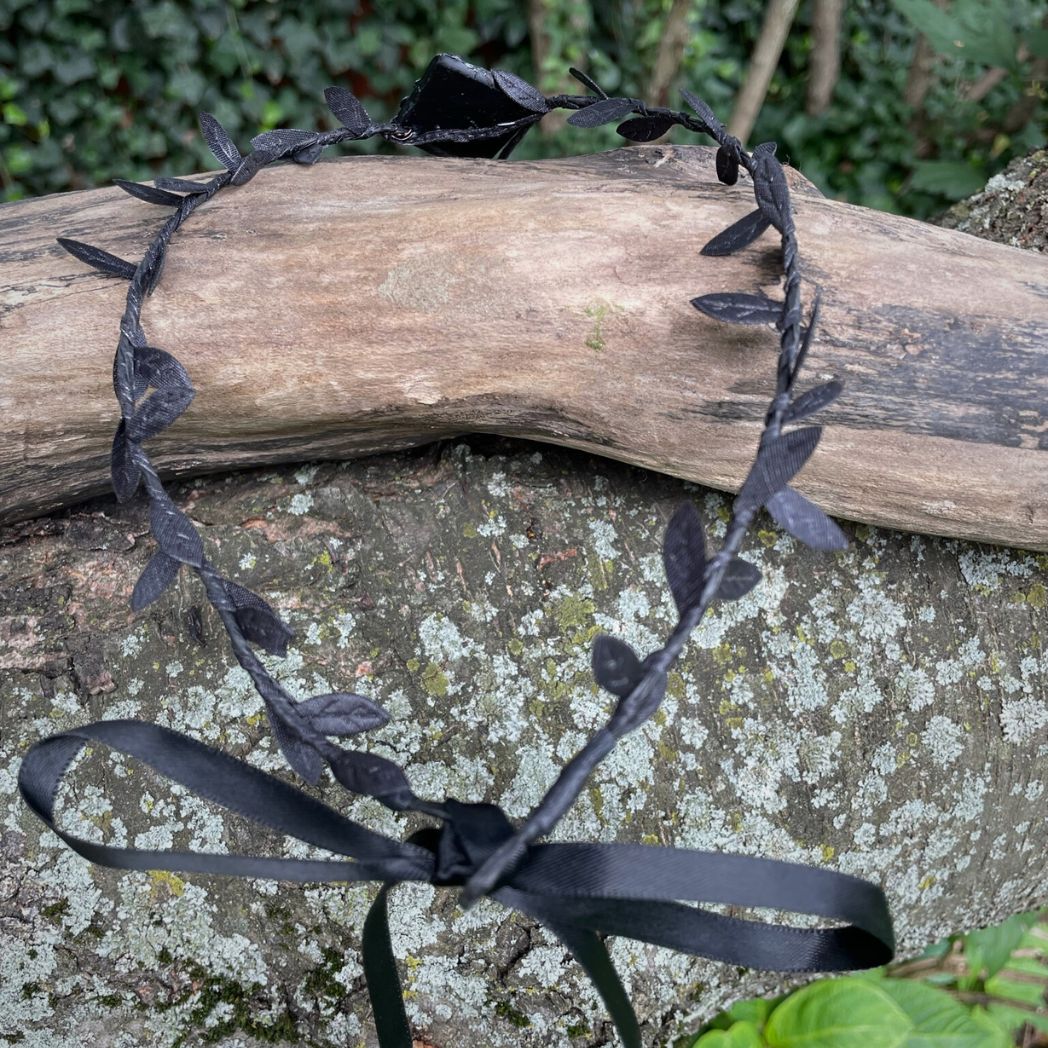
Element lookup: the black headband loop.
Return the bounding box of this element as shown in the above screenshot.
[23,52,893,1044]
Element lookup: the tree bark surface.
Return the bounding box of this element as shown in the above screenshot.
[1,438,1045,1048]
[1,153,1047,1048]
[2,145,1046,549]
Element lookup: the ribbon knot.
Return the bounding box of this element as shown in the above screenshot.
[430,799,515,887]
[18,721,893,1048]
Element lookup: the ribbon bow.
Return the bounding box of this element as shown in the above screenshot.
[19,720,894,1047]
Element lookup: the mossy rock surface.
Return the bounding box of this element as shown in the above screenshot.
[2,435,1046,1047]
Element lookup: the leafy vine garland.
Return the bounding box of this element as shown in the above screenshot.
[20,54,893,1048]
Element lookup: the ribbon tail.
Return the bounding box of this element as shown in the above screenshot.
[363,884,413,1048]
[547,922,641,1048]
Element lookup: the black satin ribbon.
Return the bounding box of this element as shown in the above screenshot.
[18,720,894,1047]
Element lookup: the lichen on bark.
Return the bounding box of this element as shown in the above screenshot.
[2,435,1046,1047]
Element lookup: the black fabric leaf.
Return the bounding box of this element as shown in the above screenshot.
[198,111,242,172]
[567,97,635,127]
[235,605,293,657]
[228,153,267,187]
[134,346,191,394]
[154,176,210,194]
[691,292,782,326]
[291,141,324,165]
[220,580,293,656]
[291,143,322,165]
[681,89,724,135]
[140,246,167,296]
[716,558,761,600]
[493,69,548,112]
[662,503,707,615]
[112,338,136,418]
[296,693,390,737]
[736,427,823,511]
[223,578,271,612]
[126,384,195,442]
[110,420,140,502]
[591,635,644,698]
[753,141,778,158]
[324,86,371,132]
[331,749,413,806]
[250,128,317,154]
[766,488,848,551]
[615,115,675,142]
[715,146,739,185]
[791,293,823,378]
[610,669,668,735]
[126,347,194,441]
[269,712,324,784]
[149,495,204,567]
[130,549,182,612]
[57,237,136,280]
[786,379,842,423]
[113,178,184,207]
[751,152,791,232]
[701,209,772,257]
[568,67,608,98]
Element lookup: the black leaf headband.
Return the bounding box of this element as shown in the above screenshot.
[19,54,894,1047]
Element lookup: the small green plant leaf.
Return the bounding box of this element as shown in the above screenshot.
[878,979,1009,1046]
[692,1020,765,1047]
[963,911,1039,983]
[983,921,1048,1035]
[764,976,1003,1048]
[764,978,908,1047]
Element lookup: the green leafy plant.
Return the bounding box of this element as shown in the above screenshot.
[3,0,1044,218]
[689,910,1048,1047]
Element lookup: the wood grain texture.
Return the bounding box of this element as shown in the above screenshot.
[1,144,1046,548]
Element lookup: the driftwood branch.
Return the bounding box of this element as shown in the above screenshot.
[1,145,1046,548]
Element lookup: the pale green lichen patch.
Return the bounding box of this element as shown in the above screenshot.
[1,435,1046,1047]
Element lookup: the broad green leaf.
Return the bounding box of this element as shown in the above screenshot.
[764,978,909,1048]
[959,23,1017,68]
[1029,28,1048,58]
[878,979,1009,1047]
[766,977,1007,1048]
[969,1003,1030,1042]
[891,0,965,55]
[986,962,1048,1008]
[984,1001,1048,1037]
[724,998,779,1027]
[909,161,986,199]
[702,995,778,1033]
[952,1,1019,67]
[693,1021,765,1047]
[963,911,1039,982]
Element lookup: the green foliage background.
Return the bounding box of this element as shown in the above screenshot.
[689,911,1048,1047]
[1,0,1045,217]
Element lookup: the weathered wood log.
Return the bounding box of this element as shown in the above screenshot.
[2,145,1046,548]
